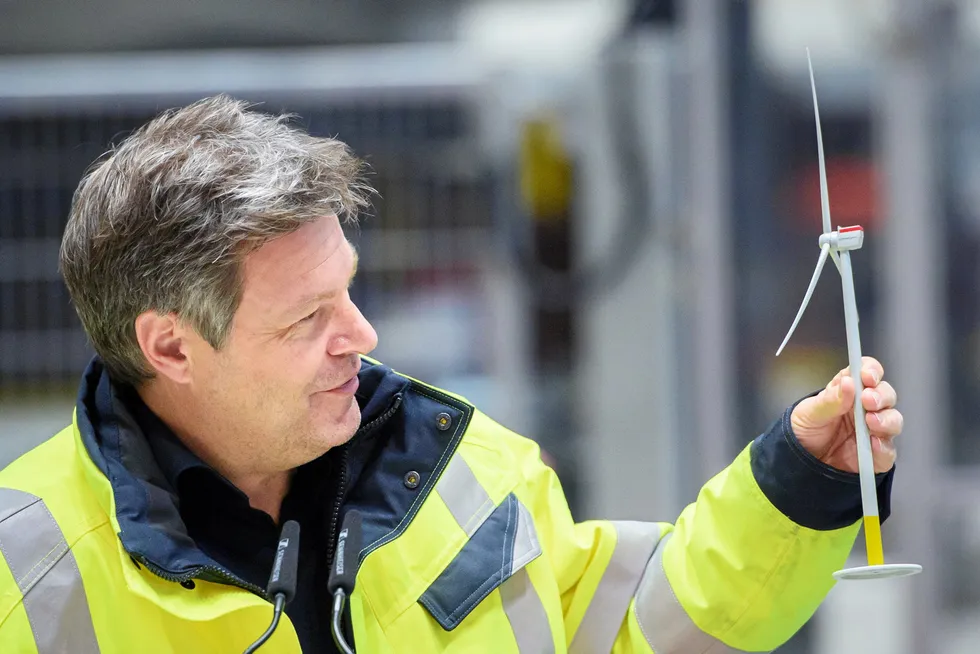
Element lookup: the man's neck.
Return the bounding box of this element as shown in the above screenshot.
[137,381,293,524]
[232,471,293,524]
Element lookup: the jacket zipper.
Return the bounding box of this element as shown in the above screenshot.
[325,392,403,568]
[136,557,267,597]
[137,392,404,599]
[324,444,350,570]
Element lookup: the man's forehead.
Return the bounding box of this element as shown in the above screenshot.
[246,215,342,265]
[241,220,355,306]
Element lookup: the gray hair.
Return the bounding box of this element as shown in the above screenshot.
[60,95,373,386]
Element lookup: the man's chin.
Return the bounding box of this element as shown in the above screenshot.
[315,400,362,449]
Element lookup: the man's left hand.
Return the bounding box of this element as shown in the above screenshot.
[790,356,901,474]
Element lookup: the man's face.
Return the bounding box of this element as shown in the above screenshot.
[187,215,378,475]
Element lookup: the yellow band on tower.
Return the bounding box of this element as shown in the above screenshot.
[863,515,885,566]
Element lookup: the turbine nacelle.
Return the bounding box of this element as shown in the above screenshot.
[819,225,864,251]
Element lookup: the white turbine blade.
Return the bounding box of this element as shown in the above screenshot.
[777,244,831,356]
[807,49,833,236]
[830,248,842,275]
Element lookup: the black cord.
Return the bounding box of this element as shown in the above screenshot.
[331,590,356,654]
[243,594,285,654]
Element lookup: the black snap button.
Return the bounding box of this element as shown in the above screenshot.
[404,470,421,489]
[181,580,196,590]
[436,412,452,431]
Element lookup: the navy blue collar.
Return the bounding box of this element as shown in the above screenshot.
[74,355,468,588]
[106,360,416,501]
[116,384,214,496]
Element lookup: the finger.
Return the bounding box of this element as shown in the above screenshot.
[792,382,849,429]
[871,435,897,472]
[810,361,886,424]
[825,368,845,394]
[861,381,897,412]
[860,356,885,388]
[836,374,857,411]
[835,356,884,389]
[867,408,904,438]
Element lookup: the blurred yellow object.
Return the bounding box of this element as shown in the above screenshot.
[519,116,573,221]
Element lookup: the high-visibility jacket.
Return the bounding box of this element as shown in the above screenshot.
[0,358,883,653]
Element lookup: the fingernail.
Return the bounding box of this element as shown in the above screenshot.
[873,392,882,409]
[873,371,881,385]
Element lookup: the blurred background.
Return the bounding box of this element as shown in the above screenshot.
[0,0,975,651]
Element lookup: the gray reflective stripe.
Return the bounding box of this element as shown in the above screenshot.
[436,453,495,536]
[500,567,555,654]
[634,533,760,653]
[568,521,661,654]
[503,498,548,651]
[0,488,99,653]
[510,498,541,572]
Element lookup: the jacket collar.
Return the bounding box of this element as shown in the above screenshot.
[72,356,414,590]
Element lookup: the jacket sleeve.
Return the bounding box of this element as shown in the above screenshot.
[518,401,894,653]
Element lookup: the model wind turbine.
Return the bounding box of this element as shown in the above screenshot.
[776,50,922,581]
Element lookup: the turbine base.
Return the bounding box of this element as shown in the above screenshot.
[833,563,922,581]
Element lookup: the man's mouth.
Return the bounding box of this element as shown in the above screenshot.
[326,375,359,395]
[320,360,362,395]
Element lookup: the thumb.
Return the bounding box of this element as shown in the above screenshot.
[797,374,855,427]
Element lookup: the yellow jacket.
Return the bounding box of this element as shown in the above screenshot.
[0,359,888,653]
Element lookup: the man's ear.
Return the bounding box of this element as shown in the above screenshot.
[134,311,192,384]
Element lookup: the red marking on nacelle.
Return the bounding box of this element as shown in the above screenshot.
[839,225,864,233]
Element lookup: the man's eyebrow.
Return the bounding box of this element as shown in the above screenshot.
[285,243,359,316]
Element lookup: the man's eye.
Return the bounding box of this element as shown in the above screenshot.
[298,309,318,324]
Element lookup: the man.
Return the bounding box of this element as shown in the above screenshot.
[0,96,901,653]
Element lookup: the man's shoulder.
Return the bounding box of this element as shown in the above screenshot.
[388,369,544,486]
[393,370,539,459]
[0,425,76,484]
[0,426,106,539]
[0,425,110,564]
[0,426,113,638]
[462,408,538,455]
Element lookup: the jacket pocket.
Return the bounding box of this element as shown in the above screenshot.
[418,492,541,630]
